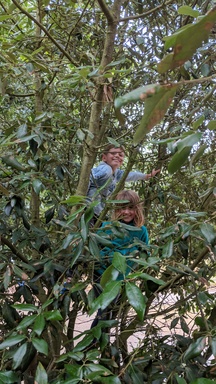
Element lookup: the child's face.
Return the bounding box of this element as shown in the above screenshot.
[102,147,125,170]
[118,206,136,223]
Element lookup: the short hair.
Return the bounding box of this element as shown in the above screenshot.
[102,144,125,154]
[112,190,145,227]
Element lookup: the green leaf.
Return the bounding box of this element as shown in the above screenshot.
[89,281,121,315]
[200,223,216,245]
[16,314,37,330]
[114,83,158,112]
[125,282,146,321]
[177,132,202,151]
[12,264,29,280]
[168,147,191,174]
[112,252,127,274]
[175,374,187,384]
[3,266,11,290]
[32,179,44,195]
[33,314,46,336]
[208,120,216,130]
[190,144,207,169]
[158,7,216,73]
[0,334,26,349]
[61,195,86,205]
[129,272,165,286]
[178,5,200,18]
[171,317,179,329]
[32,338,48,356]
[190,379,215,384]
[80,214,88,242]
[12,343,27,370]
[180,316,190,334]
[162,239,174,258]
[133,84,178,144]
[2,155,26,171]
[35,362,48,384]
[44,310,63,321]
[0,371,19,384]
[73,333,94,352]
[97,376,122,384]
[56,351,84,363]
[211,337,216,357]
[183,337,206,361]
[12,303,38,312]
[107,137,122,147]
[100,265,119,288]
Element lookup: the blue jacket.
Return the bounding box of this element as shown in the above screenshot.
[95,221,149,279]
[87,162,146,216]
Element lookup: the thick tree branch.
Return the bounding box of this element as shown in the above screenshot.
[97,0,114,23]
[0,235,30,264]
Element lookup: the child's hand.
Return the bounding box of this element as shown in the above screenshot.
[146,168,161,180]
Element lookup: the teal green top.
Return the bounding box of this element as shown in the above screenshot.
[95,220,149,279]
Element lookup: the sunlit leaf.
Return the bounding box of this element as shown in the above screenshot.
[100,265,119,288]
[34,362,48,384]
[178,5,200,18]
[112,252,127,275]
[126,282,146,321]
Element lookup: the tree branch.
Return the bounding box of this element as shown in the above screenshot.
[97,0,114,23]
[0,235,30,264]
[11,0,79,67]
[120,0,174,22]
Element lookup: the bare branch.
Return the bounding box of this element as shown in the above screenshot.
[120,0,174,22]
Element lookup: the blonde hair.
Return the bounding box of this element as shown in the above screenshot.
[112,190,145,227]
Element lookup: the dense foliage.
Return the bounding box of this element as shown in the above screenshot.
[0,1,215,383]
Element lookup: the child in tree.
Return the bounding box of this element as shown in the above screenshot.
[91,189,148,330]
[87,144,160,218]
[94,189,149,281]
